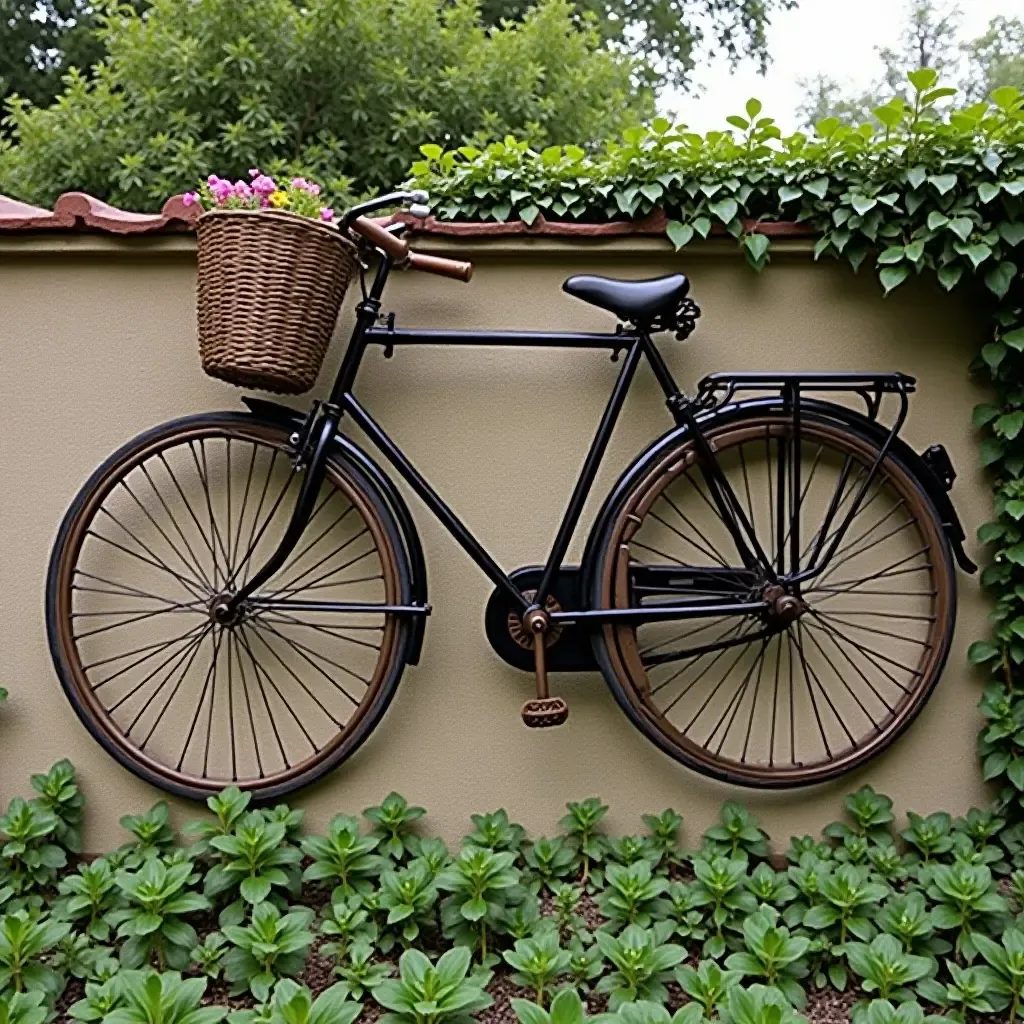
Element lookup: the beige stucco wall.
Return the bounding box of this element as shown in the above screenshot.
[0,232,994,851]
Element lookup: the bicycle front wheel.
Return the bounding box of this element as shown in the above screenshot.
[46,413,414,802]
[589,409,957,787]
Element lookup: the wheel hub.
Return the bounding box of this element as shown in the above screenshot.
[209,593,249,628]
[762,584,806,632]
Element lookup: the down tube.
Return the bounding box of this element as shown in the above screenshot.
[340,393,528,612]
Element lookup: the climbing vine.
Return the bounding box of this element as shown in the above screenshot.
[408,71,1024,815]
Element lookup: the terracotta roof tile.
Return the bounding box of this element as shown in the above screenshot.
[0,192,198,233]
[0,192,815,239]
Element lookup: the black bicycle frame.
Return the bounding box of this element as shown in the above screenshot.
[229,254,901,628]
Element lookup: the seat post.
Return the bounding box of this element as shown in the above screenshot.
[640,333,685,415]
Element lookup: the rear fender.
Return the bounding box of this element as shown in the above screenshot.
[242,398,429,663]
[580,396,975,605]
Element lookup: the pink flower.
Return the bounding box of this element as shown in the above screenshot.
[210,179,233,203]
[182,191,199,207]
[251,174,277,196]
[232,180,253,199]
[248,168,260,177]
[319,207,334,222]
[291,177,308,190]
[207,174,221,186]
[307,182,321,196]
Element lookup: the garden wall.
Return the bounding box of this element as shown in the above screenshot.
[0,228,994,850]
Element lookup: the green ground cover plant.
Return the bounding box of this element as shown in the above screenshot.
[0,769,1022,1022]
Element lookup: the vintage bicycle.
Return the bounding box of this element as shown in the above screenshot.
[46,190,977,802]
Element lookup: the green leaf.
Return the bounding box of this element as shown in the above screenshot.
[778,185,803,203]
[519,204,540,226]
[937,263,963,290]
[948,217,974,241]
[745,97,762,119]
[850,194,877,215]
[879,265,910,293]
[708,198,739,224]
[1003,328,1024,351]
[929,174,958,195]
[978,182,1001,204]
[927,211,950,230]
[908,68,938,91]
[743,232,770,266]
[963,243,992,268]
[999,222,1024,247]
[804,177,829,199]
[665,220,694,250]
[986,261,1017,299]
[877,246,904,264]
[997,411,1024,439]
[1008,759,1024,790]
[906,165,927,189]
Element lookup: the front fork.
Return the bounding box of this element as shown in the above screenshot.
[218,404,340,619]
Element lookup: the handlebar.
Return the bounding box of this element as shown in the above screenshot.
[348,197,474,284]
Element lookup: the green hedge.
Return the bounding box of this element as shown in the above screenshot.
[409,73,1024,816]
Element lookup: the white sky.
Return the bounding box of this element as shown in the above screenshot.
[665,0,1024,132]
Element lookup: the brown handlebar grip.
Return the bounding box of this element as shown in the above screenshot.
[351,216,409,260]
[407,251,474,283]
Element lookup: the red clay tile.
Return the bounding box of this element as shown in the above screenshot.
[0,191,814,240]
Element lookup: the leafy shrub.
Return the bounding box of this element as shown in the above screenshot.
[378,859,440,947]
[0,989,48,1024]
[598,860,669,929]
[365,794,426,862]
[0,910,70,1000]
[109,858,209,970]
[222,902,313,1001]
[105,969,226,1024]
[725,905,810,1006]
[56,858,121,942]
[594,923,685,1010]
[300,815,382,895]
[205,811,301,914]
[436,846,520,961]
[29,761,84,853]
[373,946,492,1024]
[502,926,569,1006]
[0,799,67,901]
[332,940,392,999]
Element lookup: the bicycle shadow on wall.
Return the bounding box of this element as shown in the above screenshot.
[44,190,976,806]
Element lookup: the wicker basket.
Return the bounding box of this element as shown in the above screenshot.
[195,209,358,394]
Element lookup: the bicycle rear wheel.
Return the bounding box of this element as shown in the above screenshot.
[46,413,413,802]
[589,409,956,787]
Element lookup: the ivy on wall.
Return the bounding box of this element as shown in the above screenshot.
[409,72,1024,813]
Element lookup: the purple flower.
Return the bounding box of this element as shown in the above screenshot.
[182,192,200,207]
[232,180,253,199]
[291,177,308,190]
[307,183,321,196]
[251,174,277,196]
[248,168,260,177]
[319,207,334,222]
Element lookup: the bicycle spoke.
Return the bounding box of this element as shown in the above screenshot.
[177,627,225,772]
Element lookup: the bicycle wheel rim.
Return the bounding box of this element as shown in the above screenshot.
[596,414,955,787]
[48,416,407,799]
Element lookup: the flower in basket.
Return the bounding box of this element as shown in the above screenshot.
[184,170,335,223]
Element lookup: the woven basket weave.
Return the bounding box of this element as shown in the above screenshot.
[196,209,358,394]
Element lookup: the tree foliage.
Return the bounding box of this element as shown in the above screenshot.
[0,0,651,211]
[477,0,797,89]
[797,2,1024,128]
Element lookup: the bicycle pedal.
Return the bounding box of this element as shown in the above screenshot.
[521,697,569,728]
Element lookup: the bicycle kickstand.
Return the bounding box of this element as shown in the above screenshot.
[520,608,569,728]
